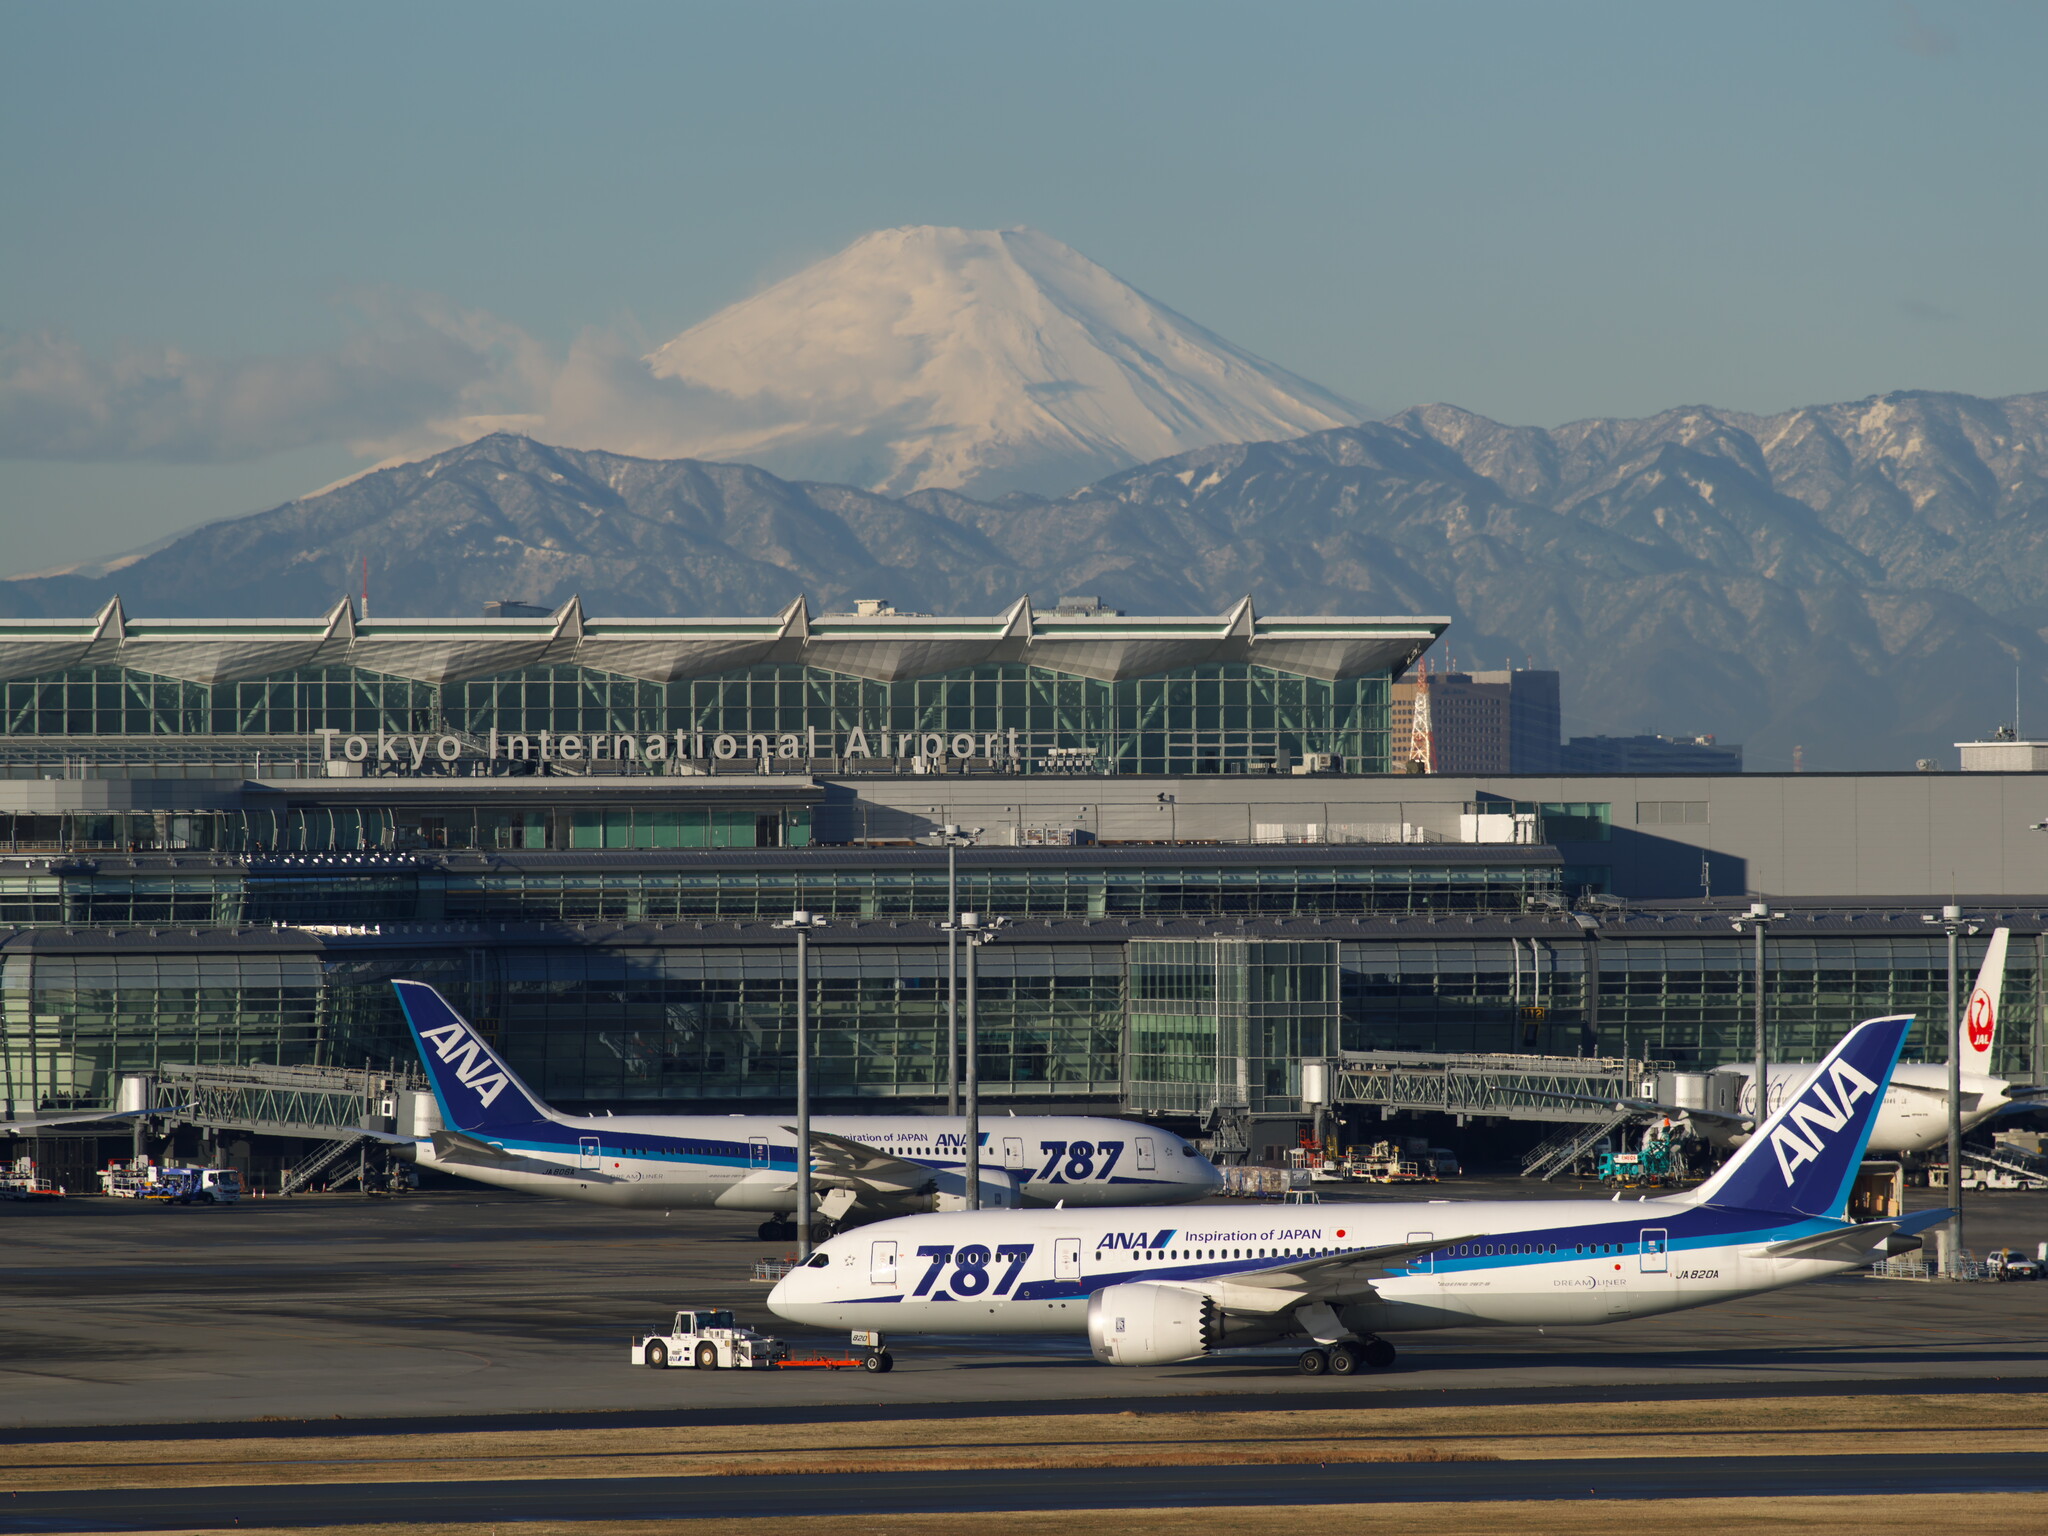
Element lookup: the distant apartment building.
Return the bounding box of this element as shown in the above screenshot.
[1560,733,1743,774]
[1393,669,1561,773]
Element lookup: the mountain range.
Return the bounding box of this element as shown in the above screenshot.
[8,388,2048,771]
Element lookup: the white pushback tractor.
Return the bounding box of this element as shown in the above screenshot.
[631,1309,788,1371]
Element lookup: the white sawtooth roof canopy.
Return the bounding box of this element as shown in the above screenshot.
[0,597,1447,687]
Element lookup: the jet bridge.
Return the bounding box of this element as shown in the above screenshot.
[140,1061,430,1194]
[151,1061,425,1141]
[1329,1050,1674,1181]
[1331,1049,1669,1126]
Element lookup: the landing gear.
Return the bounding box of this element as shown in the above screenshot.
[757,1217,837,1242]
[860,1351,894,1373]
[1298,1338,1393,1376]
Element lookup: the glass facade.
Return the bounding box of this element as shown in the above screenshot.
[1341,940,1589,1057]
[1596,935,2040,1077]
[1,661,1391,777]
[0,804,809,854]
[0,857,1564,928]
[1,951,325,1110]
[1126,940,1338,1116]
[318,943,1124,1103]
[5,930,2041,1116]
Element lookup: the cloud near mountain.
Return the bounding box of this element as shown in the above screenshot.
[0,228,1361,500]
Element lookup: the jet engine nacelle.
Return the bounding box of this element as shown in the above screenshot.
[1086,1282,1220,1366]
[923,1165,1023,1213]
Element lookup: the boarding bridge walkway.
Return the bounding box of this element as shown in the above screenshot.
[150,1061,428,1196]
[1332,1050,1668,1126]
[1331,1049,1667,1182]
[153,1062,423,1141]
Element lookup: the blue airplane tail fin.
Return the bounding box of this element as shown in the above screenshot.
[392,980,552,1134]
[1689,1014,1912,1219]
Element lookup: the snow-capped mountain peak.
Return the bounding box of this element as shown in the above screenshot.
[643,225,1362,497]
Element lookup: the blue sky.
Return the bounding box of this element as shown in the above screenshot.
[3,0,2042,572]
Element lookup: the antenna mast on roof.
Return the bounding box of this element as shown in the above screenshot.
[361,555,370,621]
[1408,657,1435,773]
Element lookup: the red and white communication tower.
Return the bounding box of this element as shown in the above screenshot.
[1407,657,1435,773]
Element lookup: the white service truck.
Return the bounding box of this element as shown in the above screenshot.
[631,1309,789,1370]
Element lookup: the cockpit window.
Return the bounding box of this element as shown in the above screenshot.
[805,1252,831,1268]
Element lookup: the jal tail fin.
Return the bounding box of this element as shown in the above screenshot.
[392,980,553,1134]
[1961,927,2009,1074]
[1690,1013,1913,1219]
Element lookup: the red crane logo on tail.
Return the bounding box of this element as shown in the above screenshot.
[1965,989,1995,1054]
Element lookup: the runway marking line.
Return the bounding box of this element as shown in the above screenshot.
[7,1393,2048,1494]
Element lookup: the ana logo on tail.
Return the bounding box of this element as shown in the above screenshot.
[418,1021,511,1107]
[1770,1059,1878,1185]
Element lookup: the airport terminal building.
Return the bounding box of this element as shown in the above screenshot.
[3,599,2046,1149]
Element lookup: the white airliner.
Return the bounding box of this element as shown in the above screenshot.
[1624,929,2044,1154]
[390,980,1221,1236]
[770,1013,1947,1374]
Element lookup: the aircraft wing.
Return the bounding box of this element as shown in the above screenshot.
[1169,1231,1490,1316]
[784,1127,939,1197]
[1747,1207,1954,1264]
[0,1107,177,1136]
[1887,1080,1984,1110]
[1750,1220,1900,1263]
[430,1127,526,1166]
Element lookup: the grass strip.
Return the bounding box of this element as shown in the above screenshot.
[128,1492,2048,1536]
[6,1393,2045,1494]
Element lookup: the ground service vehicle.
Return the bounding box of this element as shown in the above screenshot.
[98,1162,240,1202]
[0,1158,63,1199]
[1987,1248,2041,1281]
[772,1015,1953,1376]
[631,1309,789,1370]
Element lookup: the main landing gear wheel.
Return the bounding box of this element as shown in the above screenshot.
[695,1342,721,1370]
[1296,1347,1329,1376]
[861,1351,894,1373]
[757,1218,795,1241]
[644,1340,668,1369]
[1361,1337,1396,1369]
[1326,1343,1362,1375]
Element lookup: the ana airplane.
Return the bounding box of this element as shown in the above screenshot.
[769,1012,1947,1374]
[390,980,1220,1236]
[1621,929,2044,1155]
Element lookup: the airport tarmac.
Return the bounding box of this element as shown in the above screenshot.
[4,1179,2046,1432]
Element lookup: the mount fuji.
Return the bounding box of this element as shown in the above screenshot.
[639,226,1363,498]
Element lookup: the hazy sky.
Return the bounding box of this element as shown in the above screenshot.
[4,0,2043,573]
